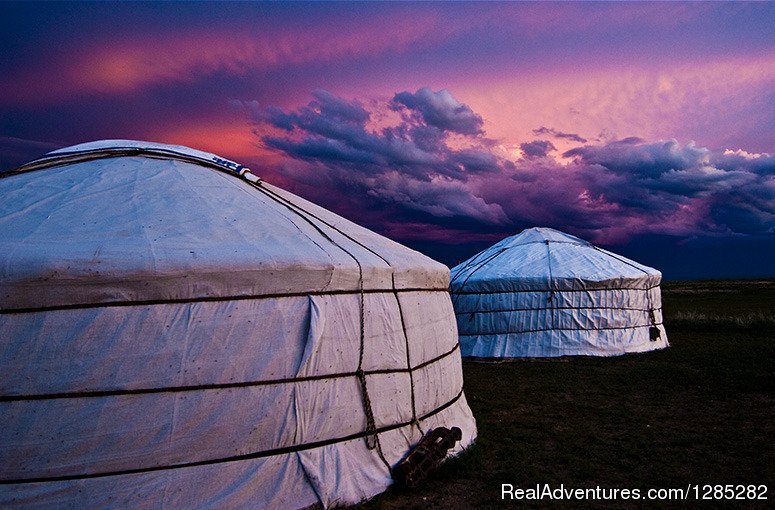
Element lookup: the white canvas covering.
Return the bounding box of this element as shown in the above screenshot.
[450,227,668,358]
[0,140,476,508]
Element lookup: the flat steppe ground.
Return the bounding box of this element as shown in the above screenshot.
[361,280,775,508]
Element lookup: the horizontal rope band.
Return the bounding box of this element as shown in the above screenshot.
[459,322,665,336]
[0,287,450,315]
[455,306,663,315]
[450,283,661,296]
[0,344,459,402]
[0,389,464,485]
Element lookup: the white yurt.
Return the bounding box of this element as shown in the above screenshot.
[450,227,668,358]
[0,140,476,508]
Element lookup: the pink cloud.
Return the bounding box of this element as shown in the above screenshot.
[458,54,775,154]
[488,1,703,38]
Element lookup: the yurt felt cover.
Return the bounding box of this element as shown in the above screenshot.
[0,141,476,509]
[450,227,668,358]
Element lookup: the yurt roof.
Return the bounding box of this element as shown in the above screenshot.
[0,140,447,311]
[450,227,660,293]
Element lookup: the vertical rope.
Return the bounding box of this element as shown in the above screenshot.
[450,246,511,307]
[449,245,496,284]
[545,240,555,302]
[354,263,379,449]
[393,274,423,436]
[248,182,392,467]
[545,240,557,333]
[450,239,561,305]
[589,246,661,340]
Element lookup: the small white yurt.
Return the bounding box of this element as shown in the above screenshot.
[450,227,668,358]
[0,140,476,508]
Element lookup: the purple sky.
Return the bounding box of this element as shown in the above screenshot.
[1,1,773,279]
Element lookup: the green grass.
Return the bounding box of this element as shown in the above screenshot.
[662,279,775,321]
[359,280,775,508]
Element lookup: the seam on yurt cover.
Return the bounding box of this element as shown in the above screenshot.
[451,247,508,286]
[590,245,655,276]
[0,389,465,485]
[393,274,423,435]
[252,183,393,267]
[0,343,460,402]
[250,183,338,292]
[296,450,326,507]
[0,287,449,314]
[458,322,664,336]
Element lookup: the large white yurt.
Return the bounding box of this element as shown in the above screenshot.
[450,227,668,358]
[0,140,476,508]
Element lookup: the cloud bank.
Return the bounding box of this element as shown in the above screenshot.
[247,89,773,245]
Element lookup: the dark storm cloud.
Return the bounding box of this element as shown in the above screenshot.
[563,138,711,178]
[263,136,380,165]
[554,138,774,236]
[259,106,297,132]
[450,149,502,173]
[405,125,446,153]
[532,126,587,143]
[392,88,484,136]
[520,140,556,159]
[249,88,504,182]
[310,89,370,124]
[251,90,774,243]
[712,149,775,175]
[365,173,508,223]
[558,140,774,236]
[709,197,774,235]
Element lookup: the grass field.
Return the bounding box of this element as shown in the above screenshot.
[361,280,775,508]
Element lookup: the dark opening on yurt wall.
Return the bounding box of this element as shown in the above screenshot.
[0,140,476,508]
[450,227,668,358]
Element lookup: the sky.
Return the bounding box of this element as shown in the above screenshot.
[1,1,773,279]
